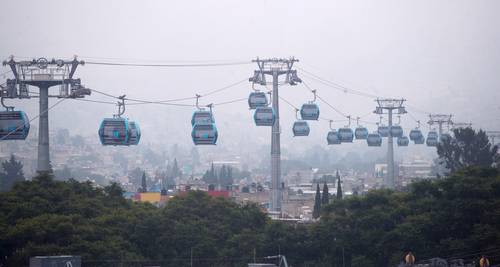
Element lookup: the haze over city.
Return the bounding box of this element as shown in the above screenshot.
[0,1,499,266]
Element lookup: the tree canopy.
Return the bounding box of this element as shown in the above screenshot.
[0,154,24,192]
[437,128,499,173]
[1,167,499,266]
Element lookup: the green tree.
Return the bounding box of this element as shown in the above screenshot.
[437,128,498,173]
[322,182,329,205]
[140,172,147,192]
[171,158,181,178]
[336,170,342,200]
[313,184,321,219]
[0,154,24,191]
[128,167,144,188]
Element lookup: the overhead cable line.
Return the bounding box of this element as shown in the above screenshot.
[302,80,349,118]
[279,94,347,124]
[212,97,247,106]
[201,78,248,97]
[278,95,299,110]
[85,60,252,67]
[90,77,247,106]
[298,66,380,98]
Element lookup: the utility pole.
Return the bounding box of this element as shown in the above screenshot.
[249,58,301,214]
[428,114,453,137]
[2,56,90,174]
[374,98,406,189]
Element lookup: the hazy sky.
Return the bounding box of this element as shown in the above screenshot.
[1,0,499,152]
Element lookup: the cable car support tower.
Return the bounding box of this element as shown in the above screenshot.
[2,56,90,174]
[428,114,453,137]
[249,58,301,214]
[374,98,406,189]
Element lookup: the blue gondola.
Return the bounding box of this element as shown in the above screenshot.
[191,110,215,126]
[367,133,382,146]
[409,129,423,141]
[192,123,218,145]
[98,118,129,146]
[338,128,354,143]
[378,125,389,137]
[355,127,368,140]
[427,130,438,139]
[397,136,409,146]
[254,107,275,126]
[0,110,30,140]
[327,130,341,145]
[440,133,452,142]
[300,103,320,120]
[426,137,438,147]
[293,121,310,136]
[414,136,425,145]
[248,92,268,109]
[127,121,141,145]
[390,125,404,138]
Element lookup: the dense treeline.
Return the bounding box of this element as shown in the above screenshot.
[1,167,499,266]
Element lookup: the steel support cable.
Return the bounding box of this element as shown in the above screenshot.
[319,117,348,123]
[200,78,248,97]
[85,60,252,67]
[71,98,118,105]
[406,104,432,115]
[0,97,68,141]
[406,111,423,124]
[212,97,247,106]
[298,66,437,122]
[302,80,349,118]
[89,78,247,105]
[280,94,348,124]
[297,66,380,98]
[278,95,299,110]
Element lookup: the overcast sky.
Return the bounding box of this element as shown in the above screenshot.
[1,0,499,152]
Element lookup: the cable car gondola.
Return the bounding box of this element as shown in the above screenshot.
[300,90,320,120]
[254,107,275,126]
[414,135,425,144]
[367,133,382,147]
[191,110,215,126]
[440,133,452,142]
[326,121,340,144]
[0,98,30,141]
[98,96,140,146]
[397,136,409,146]
[327,130,341,145]
[127,121,141,145]
[192,122,218,145]
[0,110,30,140]
[355,127,368,140]
[426,137,438,147]
[353,117,368,140]
[427,130,438,139]
[390,125,404,138]
[409,129,423,141]
[338,127,354,143]
[378,125,389,137]
[300,103,320,120]
[248,91,268,110]
[293,121,310,137]
[98,117,130,146]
